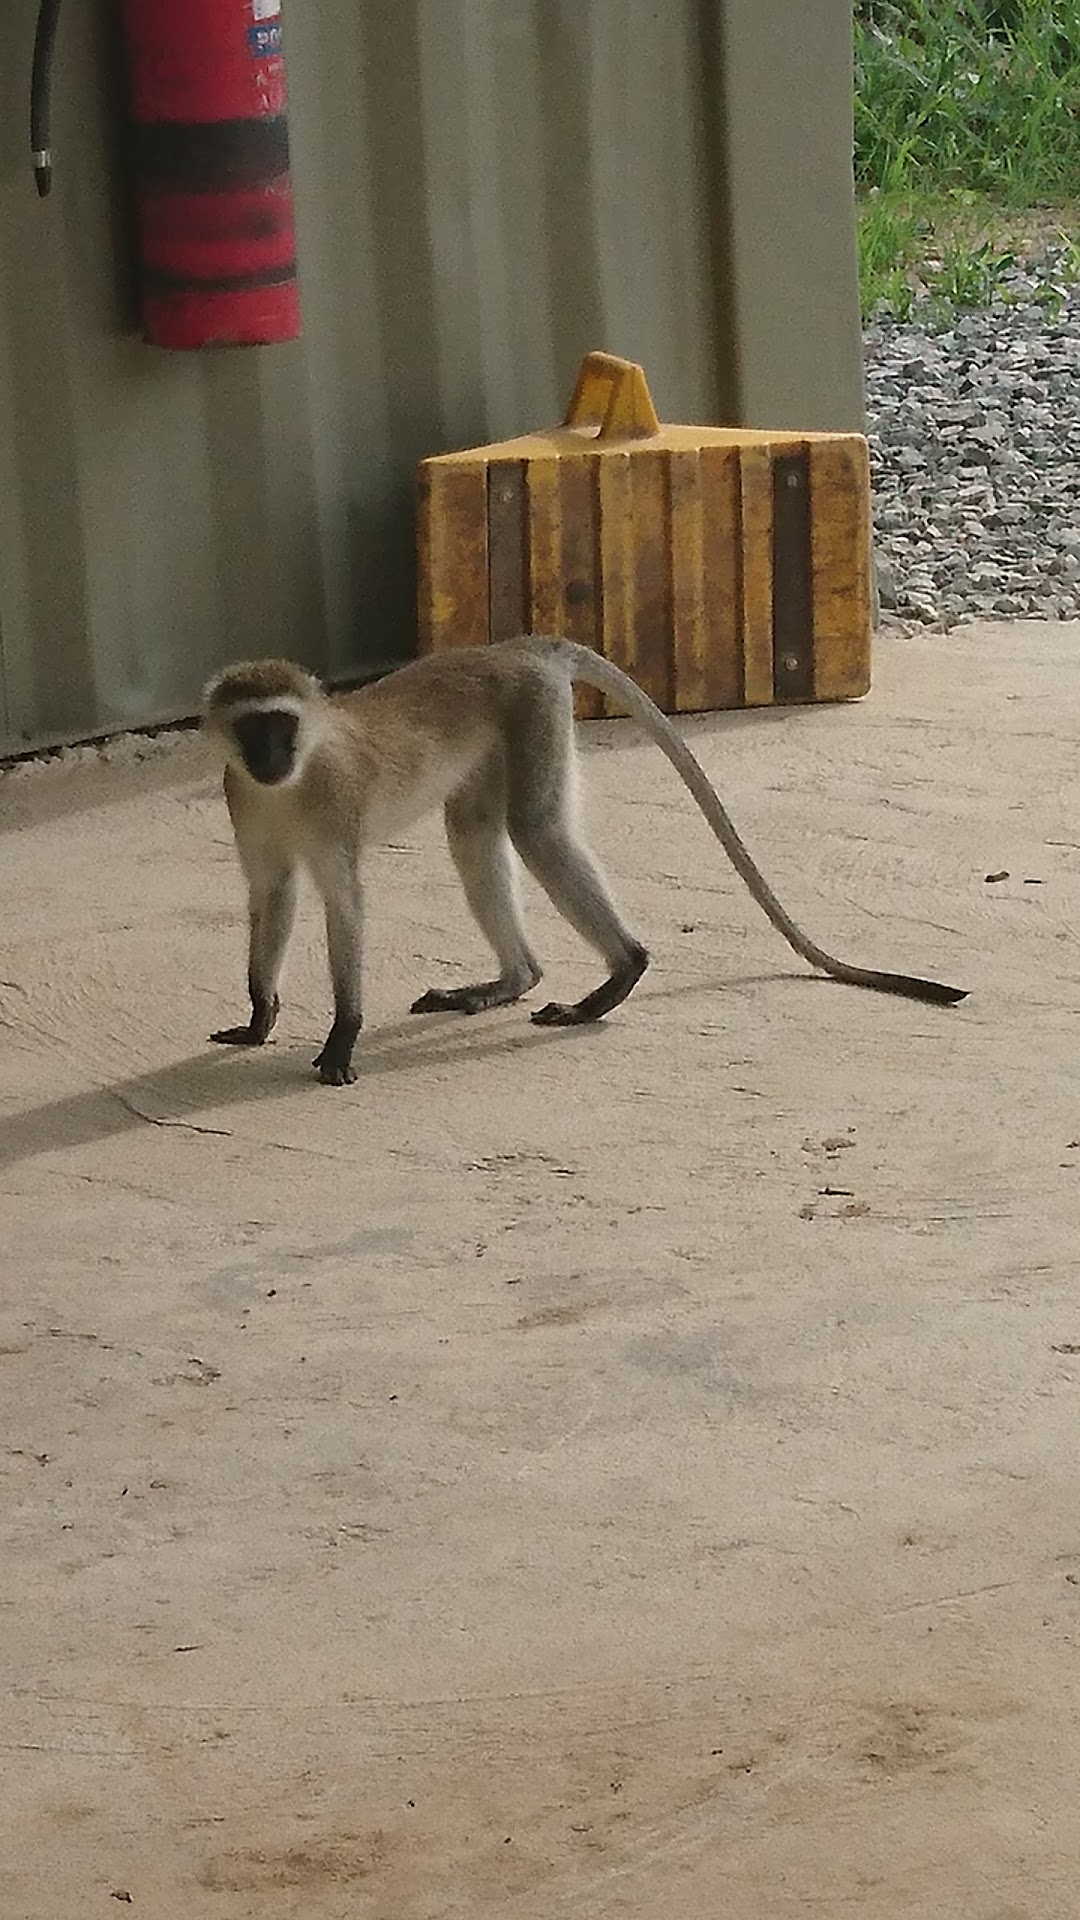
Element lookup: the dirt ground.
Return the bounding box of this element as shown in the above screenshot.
[1,621,1078,1919]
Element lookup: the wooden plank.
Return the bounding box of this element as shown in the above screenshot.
[666,449,706,714]
[416,460,489,652]
[808,437,873,700]
[698,445,742,711]
[738,443,774,705]
[597,452,634,720]
[524,455,563,638]
[628,448,672,711]
[521,452,603,718]
[558,456,603,720]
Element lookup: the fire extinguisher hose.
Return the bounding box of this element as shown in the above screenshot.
[30,0,63,196]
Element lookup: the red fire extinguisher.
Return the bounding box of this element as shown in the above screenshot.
[121,0,302,348]
[30,0,302,350]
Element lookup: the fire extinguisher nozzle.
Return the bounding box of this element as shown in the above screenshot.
[33,154,53,197]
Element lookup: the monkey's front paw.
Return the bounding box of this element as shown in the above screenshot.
[311,1041,358,1086]
[210,993,279,1047]
[312,1054,357,1087]
[312,1014,362,1086]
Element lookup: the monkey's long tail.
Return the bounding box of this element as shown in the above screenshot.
[548,638,967,1007]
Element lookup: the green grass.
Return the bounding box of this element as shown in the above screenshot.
[855,192,1080,320]
[854,0,1080,316]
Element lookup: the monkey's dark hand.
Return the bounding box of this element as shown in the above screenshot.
[311,1045,358,1086]
[210,994,280,1047]
[313,1057,357,1086]
[311,1014,362,1086]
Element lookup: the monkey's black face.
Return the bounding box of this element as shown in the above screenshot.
[233,708,300,785]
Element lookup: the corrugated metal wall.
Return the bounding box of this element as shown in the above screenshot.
[0,0,861,754]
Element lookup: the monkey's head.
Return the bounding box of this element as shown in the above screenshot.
[202,658,326,788]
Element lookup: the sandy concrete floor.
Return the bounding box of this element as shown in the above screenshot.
[1,622,1078,1918]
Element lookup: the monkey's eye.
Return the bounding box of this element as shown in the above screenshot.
[233,709,299,785]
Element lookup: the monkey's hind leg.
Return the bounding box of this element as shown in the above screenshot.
[211,864,298,1047]
[512,818,649,1026]
[411,763,543,1016]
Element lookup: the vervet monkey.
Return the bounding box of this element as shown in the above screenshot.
[201,636,966,1086]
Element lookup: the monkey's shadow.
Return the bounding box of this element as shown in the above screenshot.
[0,973,818,1176]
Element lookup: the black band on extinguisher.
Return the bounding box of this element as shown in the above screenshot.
[140,262,298,294]
[134,116,291,193]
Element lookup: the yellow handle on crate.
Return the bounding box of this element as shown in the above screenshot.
[562,351,661,440]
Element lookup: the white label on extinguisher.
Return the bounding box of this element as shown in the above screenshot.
[252,0,280,19]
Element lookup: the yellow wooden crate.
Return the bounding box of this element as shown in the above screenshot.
[417,351,872,718]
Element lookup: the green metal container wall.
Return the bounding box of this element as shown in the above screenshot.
[0,0,862,753]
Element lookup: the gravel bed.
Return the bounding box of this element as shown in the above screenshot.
[864,257,1080,626]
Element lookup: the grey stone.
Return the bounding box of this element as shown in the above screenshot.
[864,263,1080,625]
